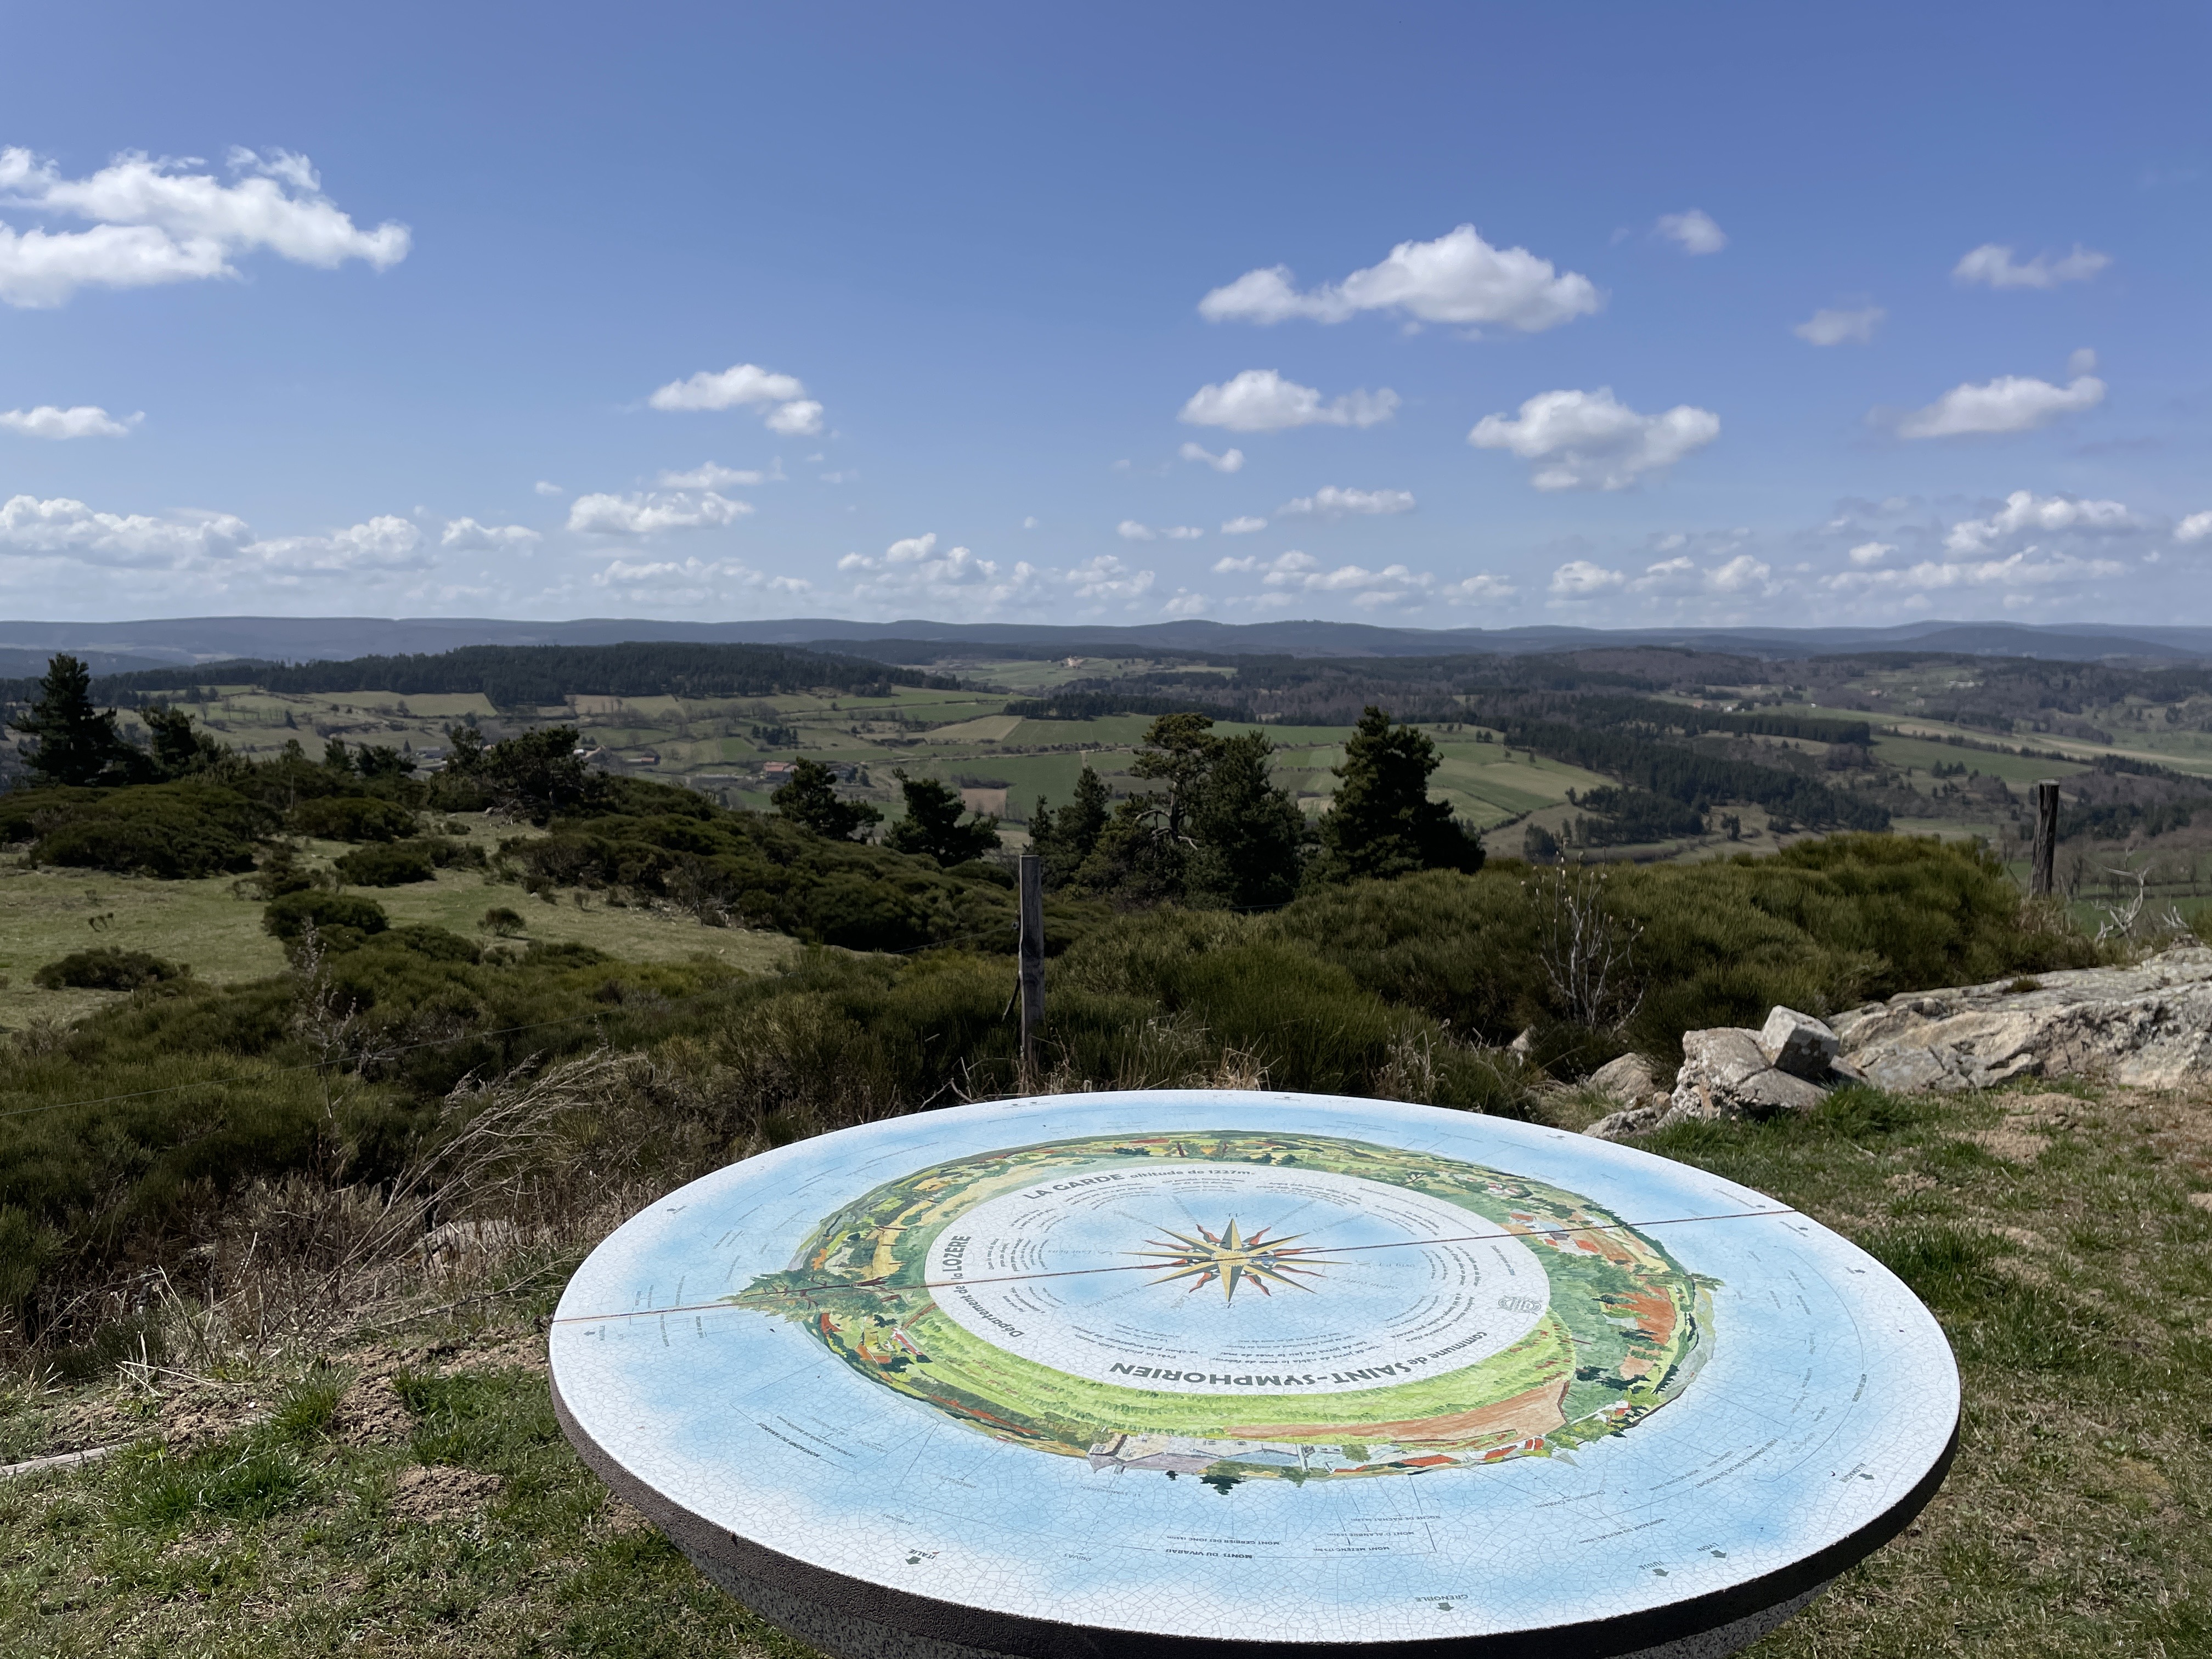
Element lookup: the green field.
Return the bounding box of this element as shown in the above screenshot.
[0,842,793,1035]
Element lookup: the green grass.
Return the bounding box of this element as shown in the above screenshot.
[0,849,793,1035]
[4,1079,2207,1656]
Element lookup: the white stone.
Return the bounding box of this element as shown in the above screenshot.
[1668,1027,1830,1122]
[1758,1007,1839,1079]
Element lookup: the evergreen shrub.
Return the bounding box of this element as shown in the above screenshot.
[33,948,189,992]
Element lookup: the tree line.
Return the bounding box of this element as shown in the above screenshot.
[1496,719,1891,832]
[769,705,1486,910]
[0,641,959,712]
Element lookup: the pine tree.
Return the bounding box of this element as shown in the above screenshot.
[10,654,148,787]
[884,770,1000,864]
[1074,715,1220,902]
[772,757,883,842]
[143,705,227,779]
[1312,706,1485,883]
[1187,730,1309,909]
[1030,764,1110,887]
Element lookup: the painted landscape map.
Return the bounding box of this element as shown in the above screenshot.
[550,1093,1960,1647]
[734,1132,1714,1484]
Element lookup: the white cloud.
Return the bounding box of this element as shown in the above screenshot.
[0,403,138,438]
[534,480,563,496]
[1198,224,1600,333]
[1794,306,1884,346]
[647,363,803,410]
[1655,209,1726,255]
[1209,549,1511,611]
[1893,374,2104,439]
[657,460,780,489]
[1066,555,1155,602]
[589,557,809,605]
[1827,551,2126,594]
[1118,520,1202,541]
[1944,490,2141,554]
[567,490,751,535]
[1469,387,1720,490]
[1178,441,1245,473]
[1276,486,1416,520]
[1220,515,1268,535]
[1548,560,1627,599]
[1848,541,1894,566]
[765,399,824,436]
[0,493,443,581]
[647,363,822,435]
[245,515,427,574]
[1214,550,1311,577]
[1212,549,1433,610]
[1161,590,1207,617]
[1021,515,1040,529]
[0,493,249,566]
[0,146,409,308]
[838,531,1052,614]
[1439,573,1516,603]
[1705,553,1770,592]
[2177,511,2212,545]
[1628,553,1770,595]
[441,517,541,552]
[1952,243,2111,290]
[1179,369,1398,433]
[2067,347,2098,377]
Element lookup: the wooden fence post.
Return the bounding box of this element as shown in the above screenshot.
[1018,854,1044,1074]
[2030,780,2060,898]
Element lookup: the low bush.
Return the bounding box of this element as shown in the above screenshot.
[288,794,418,843]
[1267,834,2098,1069]
[33,947,188,992]
[509,795,1069,953]
[334,841,437,886]
[263,889,391,942]
[19,782,266,878]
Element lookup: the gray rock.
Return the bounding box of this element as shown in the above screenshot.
[1833,943,2212,1093]
[1583,1102,1668,1141]
[1586,1052,1659,1105]
[1758,1006,1839,1079]
[1668,1027,1831,1121]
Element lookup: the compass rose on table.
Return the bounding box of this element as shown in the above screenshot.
[1133,1219,1340,1304]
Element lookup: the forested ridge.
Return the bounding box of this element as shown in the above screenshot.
[0,641,961,710]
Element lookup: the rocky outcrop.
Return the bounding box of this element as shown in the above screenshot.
[1584,943,2212,1139]
[1586,1052,1661,1107]
[1667,1027,1833,1120]
[1759,1006,1839,1079]
[1830,943,2212,1093]
[1587,1007,1854,1138]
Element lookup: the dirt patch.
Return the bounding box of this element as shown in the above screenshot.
[1997,1091,2083,1129]
[2188,1193,2212,1212]
[334,1375,413,1447]
[387,1463,504,1522]
[1963,1127,2052,1164]
[603,1495,654,1535]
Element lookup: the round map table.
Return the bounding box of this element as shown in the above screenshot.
[551,1091,1957,1659]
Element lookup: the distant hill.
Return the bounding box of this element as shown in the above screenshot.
[1,614,2208,665]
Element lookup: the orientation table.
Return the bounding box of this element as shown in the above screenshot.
[552,1091,1957,1659]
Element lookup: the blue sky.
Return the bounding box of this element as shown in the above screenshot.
[2,1,2207,628]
